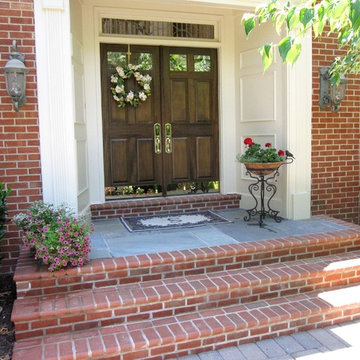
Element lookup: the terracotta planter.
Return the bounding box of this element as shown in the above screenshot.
[244,162,283,176]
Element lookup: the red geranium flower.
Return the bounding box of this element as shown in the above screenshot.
[244,137,253,146]
[265,143,271,148]
[278,150,285,156]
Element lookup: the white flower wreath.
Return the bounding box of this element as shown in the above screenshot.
[110,63,152,108]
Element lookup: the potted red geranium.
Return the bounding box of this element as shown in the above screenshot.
[236,138,290,176]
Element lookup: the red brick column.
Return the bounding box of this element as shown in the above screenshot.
[0,0,41,274]
[312,31,360,224]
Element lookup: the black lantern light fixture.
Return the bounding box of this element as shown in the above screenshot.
[319,66,348,113]
[2,40,29,112]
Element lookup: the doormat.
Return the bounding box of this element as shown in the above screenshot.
[121,210,231,232]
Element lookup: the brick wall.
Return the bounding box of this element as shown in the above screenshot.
[0,0,41,274]
[312,31,360,224]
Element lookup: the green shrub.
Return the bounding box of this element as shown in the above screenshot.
[0,183,11,243]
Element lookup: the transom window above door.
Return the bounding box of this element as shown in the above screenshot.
[101,18,215,40]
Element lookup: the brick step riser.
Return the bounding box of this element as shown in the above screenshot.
[13,266,360,340]
[15,236,360,298]
[90,194,242,220]
[12,295,360,360]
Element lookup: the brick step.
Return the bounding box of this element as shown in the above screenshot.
[12,250,360,340]
[12,283,360,360]
[90,194,242,220]
[14,216,360,298]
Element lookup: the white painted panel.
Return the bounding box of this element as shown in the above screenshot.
[239,48,263,69]
[77,140,88,194]
[240,72,275,122]
[73,64,85,124]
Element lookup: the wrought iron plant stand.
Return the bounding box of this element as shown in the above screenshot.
[243,158,294,227]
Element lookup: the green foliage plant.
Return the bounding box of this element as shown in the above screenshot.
[0,183,11,243]
[14,201,93,272]
[243,0,360,82]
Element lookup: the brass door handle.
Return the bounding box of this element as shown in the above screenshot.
[165,123,172,154]
[154,123,161,154]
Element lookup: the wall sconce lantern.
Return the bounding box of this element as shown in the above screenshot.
[319,66,348,112]
[2,40,29,112]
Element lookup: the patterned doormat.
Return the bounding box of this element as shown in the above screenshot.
[120,210,231,232]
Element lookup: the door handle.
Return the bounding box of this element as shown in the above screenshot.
[165,123,172,154]
[154,123,162,154]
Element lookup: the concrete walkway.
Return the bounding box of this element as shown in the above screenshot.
[172,320,360,360]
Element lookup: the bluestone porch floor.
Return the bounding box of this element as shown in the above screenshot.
[90,209,348,259]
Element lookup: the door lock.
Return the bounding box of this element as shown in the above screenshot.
[165,123,172,154]
[154,123,162,154]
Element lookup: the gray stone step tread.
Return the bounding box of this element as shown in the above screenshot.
[174,320,360,360]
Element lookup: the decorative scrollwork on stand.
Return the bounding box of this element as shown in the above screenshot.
[244,158,293,227]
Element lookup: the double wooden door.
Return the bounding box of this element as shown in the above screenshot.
[101,44,219,195]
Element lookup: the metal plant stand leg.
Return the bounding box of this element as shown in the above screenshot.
[244,169,282,227]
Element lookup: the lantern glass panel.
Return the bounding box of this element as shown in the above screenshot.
[5,71,25,100]
[330,81,346,105]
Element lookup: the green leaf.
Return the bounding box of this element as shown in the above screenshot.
[286,6,296,29]
[317,4,325,21]
[313,19,325,37]
[332,0,349,19]
[278,36,292,62]
[329,71,340,85]
[350,0,360,32]
[243,15,255,36]
[286,43,302,65]
[338,28,353,44]
[299,8,314,27]
[259,44,274,70]
[275,13,286,34]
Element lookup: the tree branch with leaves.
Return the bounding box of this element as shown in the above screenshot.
[243,0,360,83]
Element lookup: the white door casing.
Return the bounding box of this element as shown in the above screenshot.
[82,1,238,204]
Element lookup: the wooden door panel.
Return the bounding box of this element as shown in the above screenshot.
[196,136,212,179]
[195,81,211,123]
[172,137,190,181]
[110,102,127,123]
[135,97,153,124]
[137,139,156,182]
[170,80,188,123]
[110,139,128,184]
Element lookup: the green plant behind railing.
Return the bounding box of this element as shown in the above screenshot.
[0,183,11,243]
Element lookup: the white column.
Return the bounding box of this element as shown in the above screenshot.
[34,0,78,210]
[285,31,312,219]
[219,14,237,194]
